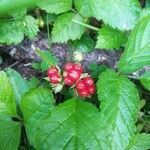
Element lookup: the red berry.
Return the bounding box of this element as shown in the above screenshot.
[88,85,96,94]
[76,80,86,90]
[68,69,81,81]
[64,77,75,86]
[74,63,83,73]
[78,88,90,97]
[64,62,74,71]
[47,66,58,77]
[84,77,94,86]
[50,74,61,84]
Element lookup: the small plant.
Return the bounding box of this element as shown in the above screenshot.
[0,0,150,150]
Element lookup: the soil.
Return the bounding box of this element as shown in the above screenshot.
[0,31,121,78]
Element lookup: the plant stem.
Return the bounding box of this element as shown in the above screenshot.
[73,19,99,32]
[47,13,52,50]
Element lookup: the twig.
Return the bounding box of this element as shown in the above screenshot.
[8,60,22,68]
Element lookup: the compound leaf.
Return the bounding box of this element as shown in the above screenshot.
[74,0,93,17]
[118,15,150,74]
[34,99,111,150]
[97,70,140,150]
[21,88,54,144]
[96,25,127,50]
[52,12,86,43]
[139,71,150,91]
[126,133,150,150]
[6,68,29,106]
[38,0,72,14]
[23,15,39,39]
[0,20,24,44]
[93,0,141,30]
[0,115,21,150]
[0,71,17,116]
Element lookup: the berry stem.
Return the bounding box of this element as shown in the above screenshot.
[73,20,99,32]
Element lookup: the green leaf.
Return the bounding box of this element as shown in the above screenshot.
[6,68,29,105]
[52,12,86,43]
[93,0,141,30]
[74,0,93,17]
[27,77,40,89]
[38,0,72,14]
[0,11,38,44]
[21,88,54,144]
[139,71,150,91]
[146,0,150,8]
[34,99,111,149]
[140,9,150,20]
[31,62,41,70]
[23,15,39,39]
[118,15,150,74]
[96,25,127,50]
[10,8,27,18]
[0,20,24,44]
[97,70,140,150]
[0,71,16,116]
[36,49,58,71]
[126,133,150,150]
[88,63,108,81]
[0,115,21,150]
[0,0,39,15]
[70,34,95,53]
[0,55,3,65]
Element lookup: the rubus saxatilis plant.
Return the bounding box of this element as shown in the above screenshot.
[0,0,150,149]
[47,62,96,98]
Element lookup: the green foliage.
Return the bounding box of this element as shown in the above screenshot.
[74,0,141,30]
[88,63,108,80]
[34,99,111,149]
[0,9,38,44]
[21,88,54,144]
[139,71,150,91]
[6,68,29,105]
[23,15,39,39]
[0,56,2,65]
[126,133,150,150]
[145,0,150,8]
[0,69,150,149]
[140,9,150,20]
[0,71,21,150]
[52,12,86,43]
[27,77,40,89]
[74,0,93,17]
[70,34,95,53]
[0,71,17,116]
[97,70,140,149]
[93,0,141,30]
[0,19,24,44]
[0,0,39,15]
[96,25,127,50]
[36,49,58,71]
[118,15,150,74]
[0,115,21,150]
[38,0,72,14]
[0,0,150,149]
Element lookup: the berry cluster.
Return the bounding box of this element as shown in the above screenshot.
[47,66,61,84]
[63,62,83,86]
[47,62,96,98]
[76,77,95,97]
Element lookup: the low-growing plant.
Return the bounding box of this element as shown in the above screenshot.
[0,0,150,150]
